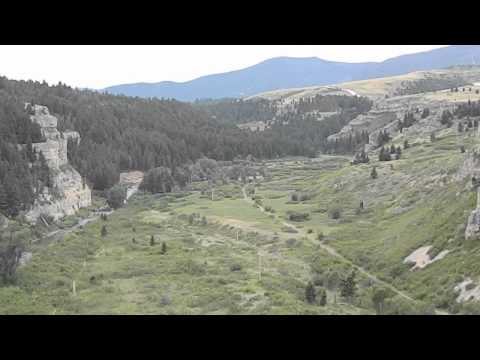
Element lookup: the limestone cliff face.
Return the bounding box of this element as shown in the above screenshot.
[462,148,480,240]
[24,104,91,223]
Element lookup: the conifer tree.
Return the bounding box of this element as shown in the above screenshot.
[340,270,357,302]
[305,281,316,304]
[371,167,378,179]
[150,235,155,246]
[101,225,107,237]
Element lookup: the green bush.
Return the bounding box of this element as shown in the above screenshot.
[230,263,242,272]
[287,211,310,222]
[328,208,342,220]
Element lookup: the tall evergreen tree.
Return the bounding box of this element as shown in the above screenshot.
[305,282,316,304]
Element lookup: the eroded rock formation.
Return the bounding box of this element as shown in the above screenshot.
[24,104,91,223]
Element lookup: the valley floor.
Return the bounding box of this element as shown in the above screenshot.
[3,128,480,314]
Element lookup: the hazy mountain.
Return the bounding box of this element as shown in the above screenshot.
[103,45,480,101]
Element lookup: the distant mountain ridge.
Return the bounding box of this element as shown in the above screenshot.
[103,46,480,101]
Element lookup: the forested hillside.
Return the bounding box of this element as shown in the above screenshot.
[0,94,49,216]
[0,77,373,198]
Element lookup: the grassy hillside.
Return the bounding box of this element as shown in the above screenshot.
[3,127,475,314]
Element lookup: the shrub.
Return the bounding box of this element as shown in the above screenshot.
[287,211,310,222]
[106,185,127,209]
[305,282,316,304]
[328,208,341,220]
[230,263,242,272]
[317,287,327,306]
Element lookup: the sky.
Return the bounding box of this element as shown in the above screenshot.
[0,45,449,89]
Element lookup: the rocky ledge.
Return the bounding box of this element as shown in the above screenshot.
[23,104,92,223]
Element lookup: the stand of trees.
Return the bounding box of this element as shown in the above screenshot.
[0,93,50,217]
[0,75,373,217]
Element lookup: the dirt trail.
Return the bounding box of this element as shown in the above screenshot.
[242,185,448,314]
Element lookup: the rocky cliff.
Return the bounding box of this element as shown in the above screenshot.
[24,105,91,223]
[462,148,480,240]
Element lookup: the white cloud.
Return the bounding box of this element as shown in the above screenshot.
[0,45,449,89]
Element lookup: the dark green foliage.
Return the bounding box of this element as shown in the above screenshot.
[440,110,454,127]
[101,225,107,237]
[379,147,392,162]
[327,130,370,155]
[193,98,276,125]
[328,208,342,220]
[230,263,242,272]
[287,211,310,222]
[370,166,378,179]
[351,149,370,165]
[376,130,391,147]
[161,242,167,254]
[305,282,316,304]
[403,139,410,150]
[150,235,155,246]
[106,185,127,209]
[0,231,25,284]
[421,108,430,119]
[140,167,175,194]
[340,270,357,301]
[398,112,416,132]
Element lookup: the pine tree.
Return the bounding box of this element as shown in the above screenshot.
[0,183,8,215]
[370,167,378,179]
[390,144,396,154]
[150,235,155,246]
[305,282,316,304]
[340,271,357,302]
[421,108,430,119]
[372,287,389,315]
[318,287,327,306]
[101,225,107,237]
[161,242,167,254]
[403,139,410,150]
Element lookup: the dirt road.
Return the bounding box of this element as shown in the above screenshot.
[242,185,448,314]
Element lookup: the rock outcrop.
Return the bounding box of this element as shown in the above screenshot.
[23,104,91,223]
[462,148,480,240]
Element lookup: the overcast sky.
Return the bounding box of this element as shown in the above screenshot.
[0,45,448,89]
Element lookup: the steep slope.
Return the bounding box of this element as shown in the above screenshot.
[23,104,92,223]
[103,46,480,101]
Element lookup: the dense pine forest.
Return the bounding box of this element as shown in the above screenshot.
[0,76,373,218]
[0,92,50,216]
